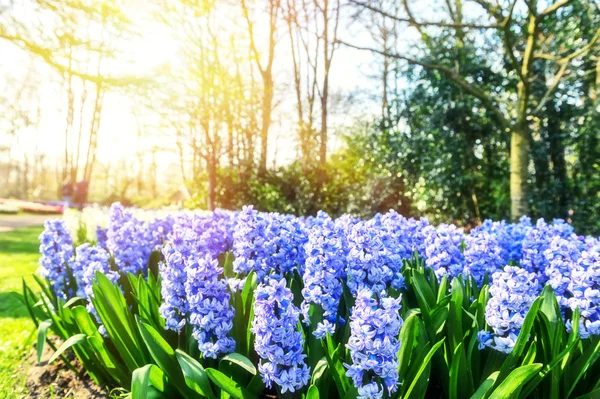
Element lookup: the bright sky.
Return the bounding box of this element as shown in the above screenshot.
[0,0,418,188]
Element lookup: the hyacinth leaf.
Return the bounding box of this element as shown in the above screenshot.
[130,274,163,333]
[398,313,419,379]
[176,349,217,399]
[448,278,465,359]
[36,319,52,363]
[306,385,319,399]
[147,250,162,278]
[92,271,149,371]
[307,304,325,367]
[322,334,349,397]
[137,319,198,399]
[469,371,498,399]
[241,271,257,311]
[436,275,448,304]
[411,271,436,314]
[62,296,85,308]
[34,274,59,313]
[220,353,257,376]
[22,279,42,328]
[567,338,600,397]
[222,252,235,279]
[206,368,257,399]
[48,333,87,363]
[311,358,328,386]
[132,364,171,399]
[402,337,445,399]
[487,363,543,399]
[245,374,265,397]
[573,387,600,399]
[449,342,473,399]
[522,309,581,398]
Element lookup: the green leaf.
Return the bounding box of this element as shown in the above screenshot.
[449,342,472,399]
[307,385,320,399]
[176,349,216,399]
[132,364,168,399]
[62,296,85,308]
[48,333,87,363]
[311,358,328,386]
[92,271,148,370]
[573,387,600,399]
[220,353,257,376]
[37,319,52,363]
[402,337,445,399]
[398,314,418,378]
[206,368,257,399]
[488,363,543,399]
[448,278,464,359]
[469,371,498,399]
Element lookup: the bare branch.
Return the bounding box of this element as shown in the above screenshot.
[540,0,574,17]
[338,39,511,129]
[350,0,501,30]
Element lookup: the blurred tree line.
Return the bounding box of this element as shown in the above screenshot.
[1,0,599,234]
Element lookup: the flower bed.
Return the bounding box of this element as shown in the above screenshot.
[24,203,600,399]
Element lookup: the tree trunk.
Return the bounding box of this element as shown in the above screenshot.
[259,72,273,175]
[510,126,529,220]
[207,154,217,211]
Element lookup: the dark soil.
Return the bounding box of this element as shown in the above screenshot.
[24,337,109,398]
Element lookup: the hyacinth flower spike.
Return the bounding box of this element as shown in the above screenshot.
[345,289,403,398]
[253,277,311,394]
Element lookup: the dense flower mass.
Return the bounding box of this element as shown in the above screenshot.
[521,218,575,280]
[39,219,75,300]
[346,289,403,397]
[186,254,236,358]
[479,266,541,353]
[253,278,310,393]
[159,228,195,331]
[232,206,275,280]
[106,203,154,275]
[72,243,112,298]
[423,224,465,280]
[346,218,405,295]
[302,211,348,337]
[39,201,600,380]
[567,248,600,338]
[464,230,507,286]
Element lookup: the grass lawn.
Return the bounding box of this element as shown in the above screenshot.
[0,226,43,398]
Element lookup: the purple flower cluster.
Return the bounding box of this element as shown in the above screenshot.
[423,224,465,280]
[568,249,600,338]
[39,219,75,300]
[191,210,236,258]
[543,236,582,309]
[233,206,309,281]
[159,228,195,331]
[106,203,154,276]
[506,216,533,261]
[521,218,575,280]
[96,226,108,249]
[301,212,348,337]
[346,289,403,398]
[252,278,310,393]
[464,230,508,286]
[72,243,113,299]
[232,206,276,279]
[346,218,405,295]
[478,266,541,353]
[185,254,236,358]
